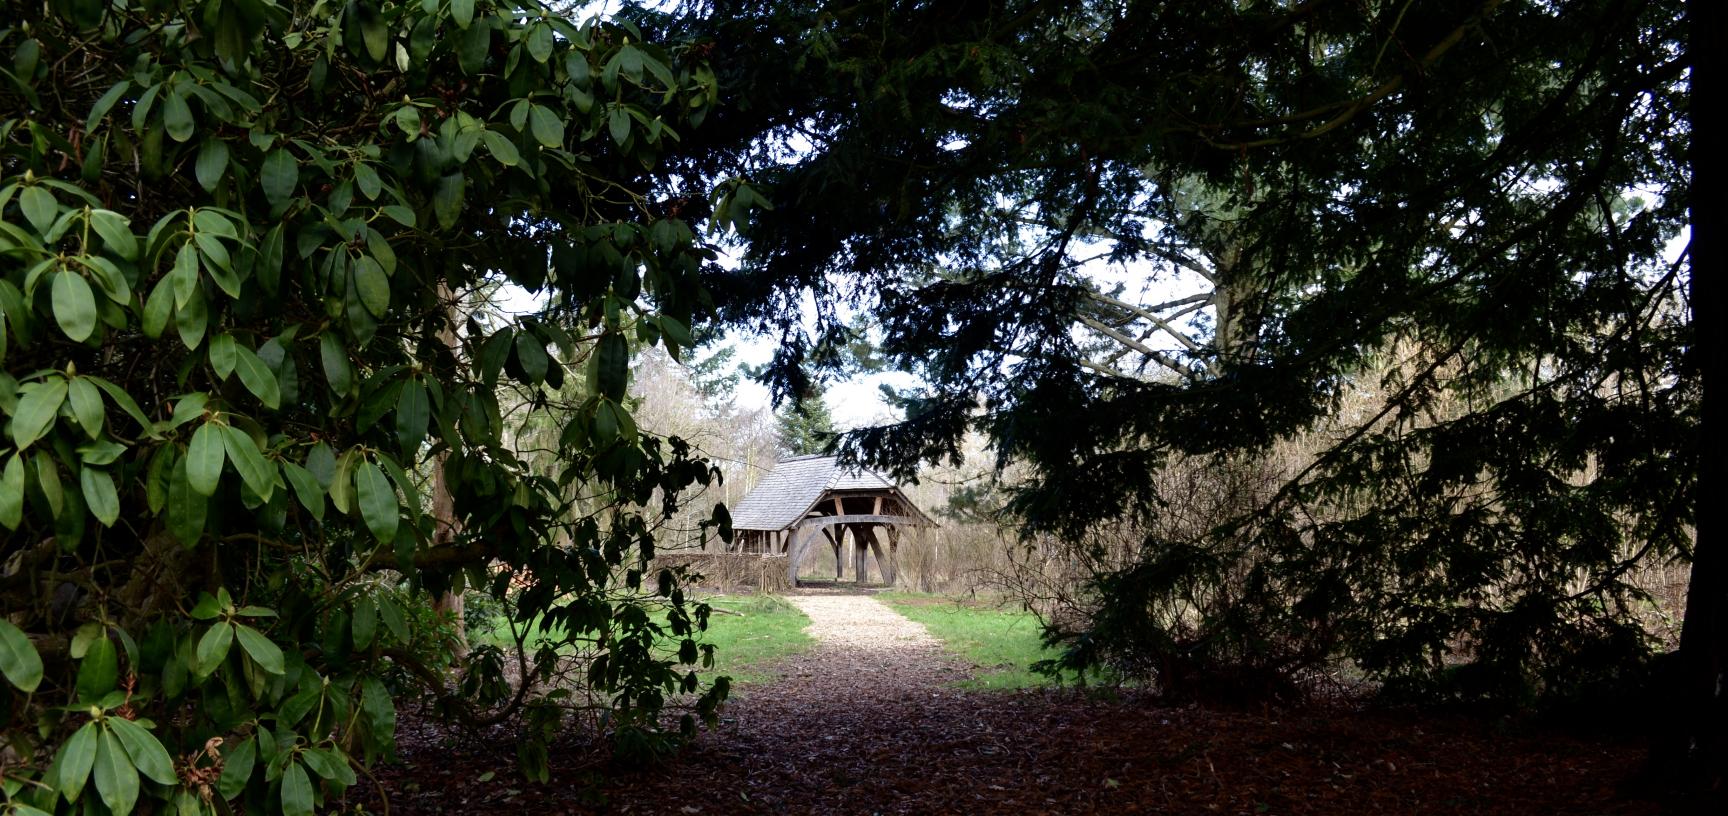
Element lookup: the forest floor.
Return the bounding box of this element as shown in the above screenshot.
[355,588,1659,815]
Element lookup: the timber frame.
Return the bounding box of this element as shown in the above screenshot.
[725,455,933,586]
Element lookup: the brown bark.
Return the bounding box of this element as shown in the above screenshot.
[431,283,468,660]
[1662,1,1725,807]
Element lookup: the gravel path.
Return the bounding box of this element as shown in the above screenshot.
[776,593,955,687]
[787,593,942,648]
[642,590,983,814]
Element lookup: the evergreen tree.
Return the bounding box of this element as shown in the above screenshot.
[775,383,837,456]
[660,0,1716,797]
[685,324,744,411]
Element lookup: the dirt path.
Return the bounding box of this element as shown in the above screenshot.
[772,592,968,689]
[361,590,1659,815]
[638,591,986,813]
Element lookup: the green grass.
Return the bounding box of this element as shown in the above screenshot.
[474,594,814,687]
[876,591,1064,690]
[687,594,815,685]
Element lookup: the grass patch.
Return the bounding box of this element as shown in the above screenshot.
[690,594,815,685]
[876,591,1063,690]
[473,594,814,687]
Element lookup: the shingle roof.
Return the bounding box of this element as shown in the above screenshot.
[729,454,916,531]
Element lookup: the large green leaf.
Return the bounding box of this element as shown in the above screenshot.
[300,746,358,786]
[80,467,119,527]
[281,460,326,521]
[608,105,631,146]
[175,285,208,350]
[529,104,565,148]
[328,448,358,514]
[233,624,285,674]
[58,722,99,802]
[458,19,490,73]
[594,333,629,400]
[220,424,275,501]
[526,23,553,63]
[432,172,464,228]
[83,256,132,305]
[19,186,56,233]
[63,378,103,441]
[0,619,43,692]
[78,438,125,468]
[234,344,282,409]
[208,333,237,380]
[93,727,140,816]
[360,676,398,760]
[86,377,152,433]
[84,80,130,132]
[88,209,138,260]
[186,422,225,496]
[168,456,208,545]
[195,623,233,677]
[216,736,255,800]
[170,240,199,307]
[107,717,177,786]
[280,761,314,816]
[195,139,229,191]
[258,223,286,294]
[480,130,520,166]
[141,280,173,338]
[395,378,428,458]
[261,148,298,205]
[515,331,550,384]
[33,451,64,518]
[320,332,355,397]
[377,597,408,645]
[350,596,377,650]
[162,86,194,141]
[75,635,117,702]
[451,0,475,28]
[354,460,398,544]
[359,2,389,61]
[52,270,98,341]
[0,454,23,530]
[10,378,66,450]
[353,257,390,317]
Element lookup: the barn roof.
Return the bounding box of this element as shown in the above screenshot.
[729,454,928,531]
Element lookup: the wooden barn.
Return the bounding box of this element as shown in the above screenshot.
[727,454,933,586]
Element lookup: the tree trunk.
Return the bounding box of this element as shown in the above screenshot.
[1212,244,1261,372]
[1663,0,1725,806]
[432,284,468,660]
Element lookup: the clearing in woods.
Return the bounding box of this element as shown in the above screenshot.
[360,589,1656,815]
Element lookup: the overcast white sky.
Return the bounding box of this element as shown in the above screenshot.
[491,281,919,429]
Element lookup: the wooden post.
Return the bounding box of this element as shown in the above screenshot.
[785,524,812,586]
[865,527,895,587]
[853,525,869,583]
[888,526,906,590]
[830,527,843,580]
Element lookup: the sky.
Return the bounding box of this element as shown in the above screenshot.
[490,281,919,429]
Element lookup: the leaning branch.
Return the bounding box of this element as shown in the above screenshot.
[1075,315,1194,379]
[1085,289,1207,355]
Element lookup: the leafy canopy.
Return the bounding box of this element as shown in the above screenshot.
[677,0,1695,707]
[1,0,746,813]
